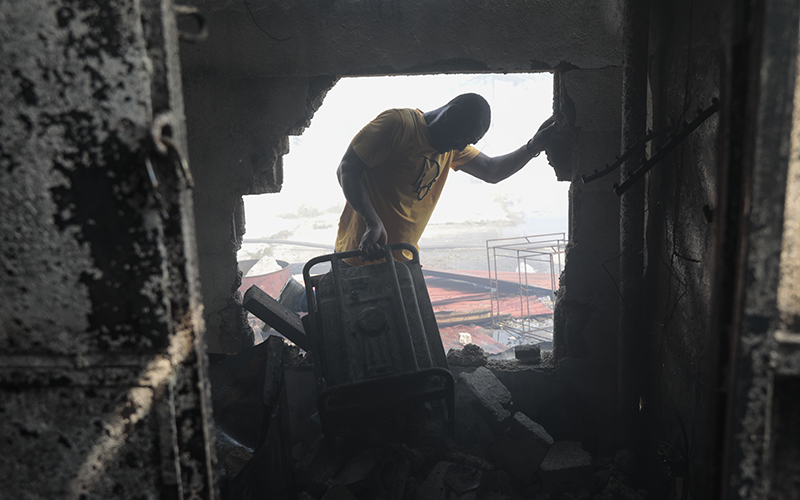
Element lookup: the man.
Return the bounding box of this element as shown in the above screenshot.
[335,92,555,265]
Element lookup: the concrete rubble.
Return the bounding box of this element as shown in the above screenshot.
[210,340,648,500]
[459,366,514,432]
[447,343,489,367]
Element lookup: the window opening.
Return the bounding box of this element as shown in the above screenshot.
[240,73,565,355]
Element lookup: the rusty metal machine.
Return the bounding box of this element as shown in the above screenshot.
[302,243,454,441]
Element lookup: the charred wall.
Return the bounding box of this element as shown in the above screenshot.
[0,0,216,497]
[637,0,724,492]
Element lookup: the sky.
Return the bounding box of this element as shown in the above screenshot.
[240,73,567,265]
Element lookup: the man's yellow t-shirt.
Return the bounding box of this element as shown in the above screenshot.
[335,108,480,266]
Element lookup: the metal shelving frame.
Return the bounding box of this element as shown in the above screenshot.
[485,233,566,339]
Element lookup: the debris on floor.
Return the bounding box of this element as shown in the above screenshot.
[210,339,648,500]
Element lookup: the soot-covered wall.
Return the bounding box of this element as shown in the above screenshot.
[640,0,723,489]
[0,0,216,498]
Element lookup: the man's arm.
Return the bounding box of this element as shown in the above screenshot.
[459,116,555,184]
[337,145,388,261]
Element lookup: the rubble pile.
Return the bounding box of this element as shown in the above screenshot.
[211,340,648,500]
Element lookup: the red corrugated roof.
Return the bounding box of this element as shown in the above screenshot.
[429,269,557,291]
[424,274,552,319]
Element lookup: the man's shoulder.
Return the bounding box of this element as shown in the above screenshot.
[373,108,420,125]
[363,108,424,139]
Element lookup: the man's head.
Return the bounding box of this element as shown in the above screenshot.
[425,93,491,153]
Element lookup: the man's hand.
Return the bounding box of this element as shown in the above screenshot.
[526,116,556,156]
[458,115,559,184]
[359,219,388,261]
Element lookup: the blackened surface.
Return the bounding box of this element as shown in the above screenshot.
[47,109,171,351]
[770,377,800,499]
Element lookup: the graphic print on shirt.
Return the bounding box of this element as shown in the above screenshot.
[411,156,441,201]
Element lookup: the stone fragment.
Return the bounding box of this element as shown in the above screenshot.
[334,447,384,491]
[223,446,253,481]
[447,343,488,367]
[380,458,411,500]
[322,482,359,500]
[613,449,636,475]
[296,436,347,497]
[416,461,482,500]
[444,463,483,495]
[596,475,646,500]
[445,451,496,472]
[509,412,554,446]
[593,466,612,491]
[538,441,593,493]
[453,378,496,448]
[489,412,553,484]
[514,344,541,364]
[459,367,513,431]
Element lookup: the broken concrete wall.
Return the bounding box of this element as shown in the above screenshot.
[180,71,337,353]
[179,1,625,369]
[552,65,622,365]
[0,0,216,497]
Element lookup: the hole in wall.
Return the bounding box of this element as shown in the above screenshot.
[239,73,566,355]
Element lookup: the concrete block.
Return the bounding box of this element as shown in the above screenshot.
[538,441,593,493]
[514,344,541,364]
[509,412,554,446]
[459,367,513,432]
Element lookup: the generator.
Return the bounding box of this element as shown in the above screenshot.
[302,243,454,442]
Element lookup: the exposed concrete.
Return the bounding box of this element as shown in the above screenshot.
[183,1,623,78]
